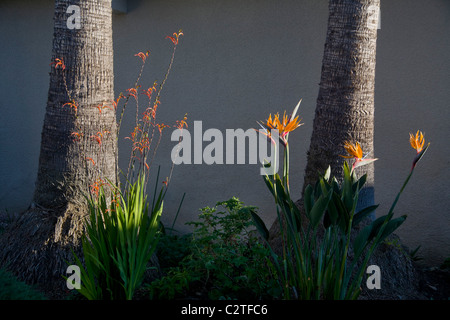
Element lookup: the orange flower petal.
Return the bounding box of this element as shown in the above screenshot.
[342,141,363,160]
[410,130,425,153]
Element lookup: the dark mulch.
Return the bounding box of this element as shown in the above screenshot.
[416,266,450,300]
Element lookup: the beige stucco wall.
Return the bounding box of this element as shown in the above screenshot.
[0,0,449,267]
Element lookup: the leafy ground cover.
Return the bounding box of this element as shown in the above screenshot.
[0,266,46,300]
[1,205,449,301]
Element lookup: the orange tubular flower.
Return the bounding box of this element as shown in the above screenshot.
[95,103,103,114]
[111,94,124,111]
[135,51,150,63]
[142,108,154,123]
[125,126,142,142]
[91,135,102,145]
[126,87,140,100]
[90,178,105,197]
[175,114,188,130]
[71,132,83,141]
[142,86,155,101]
[166,30,184,46]
[156,123,170,134]
[63,100,78,113]
[51,58,66,70]
[133,137,150,155]
[409,130,425,154]
[90,131,109,145]
[86,157,96,166]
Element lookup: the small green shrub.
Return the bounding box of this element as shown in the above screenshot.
[409,245,423,262]
[156,233,192,270]
[440,257,450,270]
[0,268,46,300]
[148,197,281,300]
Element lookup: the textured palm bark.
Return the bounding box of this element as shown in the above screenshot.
[269,0,380,245]
[0,0,119,295]
[34,0,117,210]
[303,0,378,201]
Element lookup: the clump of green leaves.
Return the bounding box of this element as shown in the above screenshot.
[148,197,281,300]
[156,233,193,270]
[440,257,450,270]
[251,105,430,299]
[69,174,163,300]
[0,267,46,300]
[409,245,423,262]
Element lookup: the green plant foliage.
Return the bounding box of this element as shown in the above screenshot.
[440,257,450,270]
[156,233,193,270]
[253,159,417,299]
[0,268,46,300]
[251,106,429,300]
[69,174,163,300]
[148,197,281,300]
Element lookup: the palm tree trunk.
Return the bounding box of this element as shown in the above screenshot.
[34,0,117,210]
[269,0,380,245]
[303,0,379,205]
[0,0,117,296]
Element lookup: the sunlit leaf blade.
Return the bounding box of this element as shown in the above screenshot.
[324,165,331,181]
[289,99,302,122]
[353,158,378,170]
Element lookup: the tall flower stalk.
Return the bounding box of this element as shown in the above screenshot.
[63,31,186,300]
